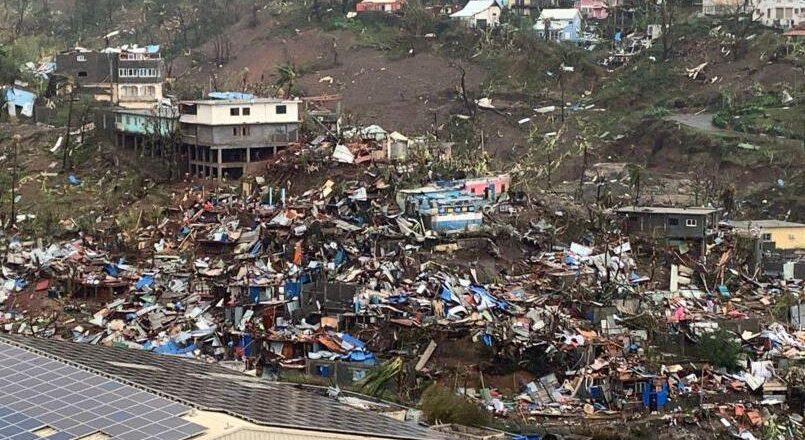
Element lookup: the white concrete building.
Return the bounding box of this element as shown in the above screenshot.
[753,0,804,28]
[179,98,302,179]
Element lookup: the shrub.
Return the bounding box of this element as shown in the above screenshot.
[420,384,490,427]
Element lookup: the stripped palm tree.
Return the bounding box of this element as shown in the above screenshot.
[357,357,403,397]
[274,63,298,98]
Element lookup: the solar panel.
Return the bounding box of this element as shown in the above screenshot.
[0,342,205,440]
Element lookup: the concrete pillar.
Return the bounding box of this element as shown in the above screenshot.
[217,149,222,180]
[246,147,251,163]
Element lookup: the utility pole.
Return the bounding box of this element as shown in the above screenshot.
[9,135,21,230]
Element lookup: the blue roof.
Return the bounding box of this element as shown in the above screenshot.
[208,91,255,100]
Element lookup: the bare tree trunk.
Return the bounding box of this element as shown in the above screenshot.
[62,88,74,171]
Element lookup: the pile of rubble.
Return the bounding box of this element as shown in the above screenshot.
[1,124,803,439]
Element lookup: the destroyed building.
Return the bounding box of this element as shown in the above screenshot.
[178,97,301,179]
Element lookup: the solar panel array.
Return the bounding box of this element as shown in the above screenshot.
[0,342,205,440]
[0,334,443,440]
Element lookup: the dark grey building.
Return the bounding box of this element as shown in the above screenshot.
[615,206,722,255]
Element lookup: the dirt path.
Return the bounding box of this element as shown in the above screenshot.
[667,113,731,135]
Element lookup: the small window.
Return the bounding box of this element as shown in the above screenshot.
[276,105,287,114]
[685,218,697,227]
[242,107,251,116]
[232,127,239,136]
[242,126,250,136]
[76,55,86,62]
[230,108,240,116]
[761,233,772,241]
[77,71,87,77]
[668,218,679,226]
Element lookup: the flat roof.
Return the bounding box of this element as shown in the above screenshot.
[111,106,179,117]
[180,98,300,105]
[729,220,805,229]
[0,335,442,440]
[616,206,720,215]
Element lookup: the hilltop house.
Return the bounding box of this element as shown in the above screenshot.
[451,0,505,28]
[702,0,752,15]
[179,97,301,179]
[730,220,805,279]
[356,0,406,13]
[97,105,178,152]
[615,206,723,256]
[730,220,805,251]
[53,45,164,109]
[534,8,583,42]
[575,0,612,19]
[753,0,804,29]
[3,84,37,119]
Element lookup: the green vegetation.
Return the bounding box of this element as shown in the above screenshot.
[420,384,490,427]
[713,90,803,139]
[697,330,743,371]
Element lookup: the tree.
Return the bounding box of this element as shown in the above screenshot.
[449,61,475,117]
[401,0,434,37]
[274,63,299,97]
[729,0,758,60]
[11,0,32,42]
[659,0,677,60]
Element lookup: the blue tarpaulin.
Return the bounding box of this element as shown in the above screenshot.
[440,284,460,303]
[482,334,493,346]
[284,281,302,298]
[146,44,160,53]
[67,174,81,185]
[642,382,669,409]
[340,334,366,350]
[249,286,261,304]
[469,285,509,311]
[147,340,196,355]
[241,334,253,357]
[104,264,119,277]
[135,275,154,290]
[334,248,347,266]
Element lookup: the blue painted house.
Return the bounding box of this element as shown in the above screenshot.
[113,107,177,137]
[534,8,583,43]
[397,187,488,233]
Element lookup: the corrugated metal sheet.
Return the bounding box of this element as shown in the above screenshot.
[210,427,389,440]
